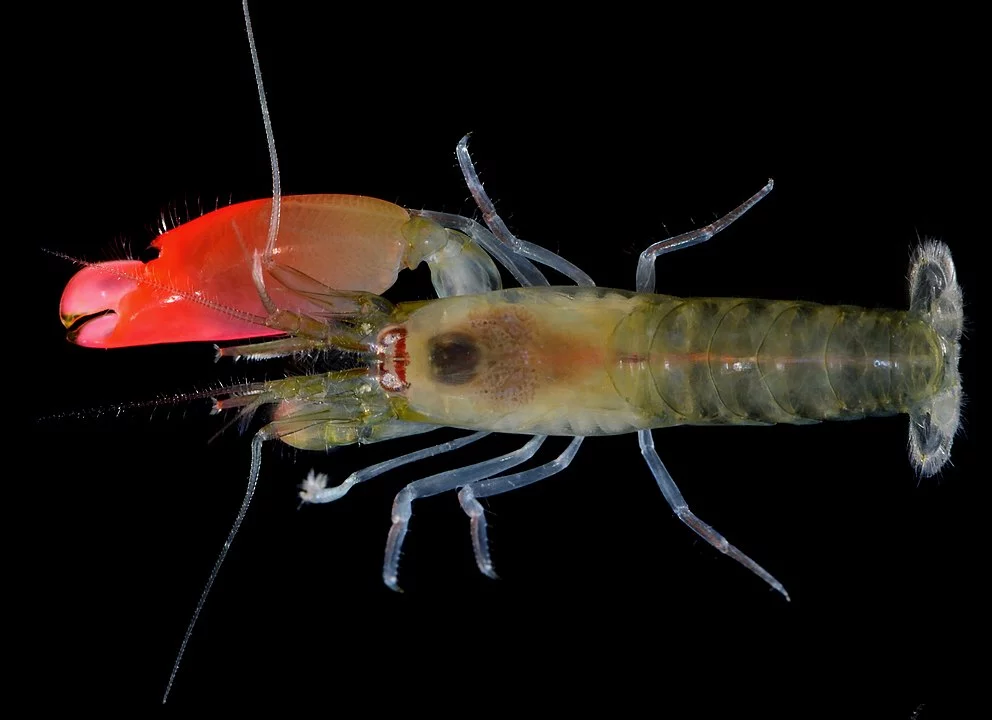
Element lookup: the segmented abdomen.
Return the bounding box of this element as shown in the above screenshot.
[609,297,945,426]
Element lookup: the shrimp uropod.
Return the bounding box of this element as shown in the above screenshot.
[42,0,972,704]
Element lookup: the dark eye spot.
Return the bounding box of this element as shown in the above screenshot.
[428,332,479,385]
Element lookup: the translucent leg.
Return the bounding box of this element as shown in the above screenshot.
[455,136,595,287]
[164,424,275,703]
[635,180,774,293]
[638,430,790,600]
[458,437,584,579]
[415,209,549,288]
[299,431,491,504]
[382,436,548,591]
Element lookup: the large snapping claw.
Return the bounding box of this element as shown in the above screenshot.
[58,195,415,348]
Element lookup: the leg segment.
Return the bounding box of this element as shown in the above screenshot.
[633,183,786,598]
[458,437,584,579]
[455,136,595,287]
[635,180,773,293]
[299,431,491,504]
[382,435,548,591]
[414,209,550,289]
[638,429,789,599]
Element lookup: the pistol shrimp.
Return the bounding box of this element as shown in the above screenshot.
[40,0,980,705]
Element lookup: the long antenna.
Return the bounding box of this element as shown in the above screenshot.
[162,0,281,702]
[244,0,282,264]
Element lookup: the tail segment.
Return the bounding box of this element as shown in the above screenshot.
[907,240,964,476]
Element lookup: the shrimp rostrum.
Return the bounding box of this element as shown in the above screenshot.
[56,5,964,701]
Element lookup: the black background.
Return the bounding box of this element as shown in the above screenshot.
[30,2,982,714]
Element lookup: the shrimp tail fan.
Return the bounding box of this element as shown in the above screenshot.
[906,240,964,476]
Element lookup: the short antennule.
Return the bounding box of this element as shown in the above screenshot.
[907,239,964,476]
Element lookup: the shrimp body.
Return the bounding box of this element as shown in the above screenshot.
[249,227,961,606]
[58,139,964,704]
[388,289,948,436]
[54,4,965,701]
[257,282,954,459]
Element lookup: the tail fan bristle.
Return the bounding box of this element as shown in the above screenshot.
[907,240,963,476]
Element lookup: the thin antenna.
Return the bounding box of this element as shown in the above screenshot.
[162,0,281,702]
[162,431,268,703]
[243,0,282,263]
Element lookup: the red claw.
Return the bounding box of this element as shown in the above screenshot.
[61,260,145,347]
[60,256,282,347]
[59,195,414,348]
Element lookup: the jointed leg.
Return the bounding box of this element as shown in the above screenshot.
[456,136,595,287]
[633,182,785,598]
[635,180,773,293]
[458,437,584,578]
[383,435,548,591]
[298,431,491,504]
[638,429,789,599]
[414,209,550,289]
